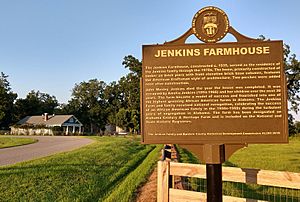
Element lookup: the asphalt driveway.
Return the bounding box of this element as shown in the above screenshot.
[0,136,94,166]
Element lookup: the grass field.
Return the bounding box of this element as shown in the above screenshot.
[0,136,162,201]
[178,136,300,172]
[227,136,300,172]
[0,136,37,149]
[177,136,300,201]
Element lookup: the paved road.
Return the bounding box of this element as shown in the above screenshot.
[0,136,94,166]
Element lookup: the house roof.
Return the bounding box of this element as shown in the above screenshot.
[17,115,82,127]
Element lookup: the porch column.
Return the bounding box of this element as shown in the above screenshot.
[66,126,69,135]
[72,125,75,133]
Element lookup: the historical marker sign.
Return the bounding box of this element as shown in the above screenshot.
[141,7,288,145]
[141,41,288,144]
[143,7,289,202]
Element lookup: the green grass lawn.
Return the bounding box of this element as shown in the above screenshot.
[0,136,162,201]
[227,136,300,172]
[178,136,300,172]
[0,136,38,149]
[225,137,300,201]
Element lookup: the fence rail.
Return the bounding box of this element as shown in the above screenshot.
[157,161,300,201]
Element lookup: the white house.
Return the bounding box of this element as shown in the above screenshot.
[11,113,83,135]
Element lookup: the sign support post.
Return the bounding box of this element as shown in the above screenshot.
[179,144,246,201]
[206,163,222,202]
[203,144,225,202]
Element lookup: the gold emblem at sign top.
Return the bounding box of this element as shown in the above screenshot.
[192,6,229,43]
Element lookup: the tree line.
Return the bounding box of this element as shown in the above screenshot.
[0,55,141,134]
[1,46,300,135]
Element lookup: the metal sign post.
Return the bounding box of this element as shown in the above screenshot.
[141,6,288,201]
[207,163,222,202]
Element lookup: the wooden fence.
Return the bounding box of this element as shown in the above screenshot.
[157,161,300,202]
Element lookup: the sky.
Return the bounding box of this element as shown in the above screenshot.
[0,1,300,114]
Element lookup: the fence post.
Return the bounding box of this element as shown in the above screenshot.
[157,160,170,202]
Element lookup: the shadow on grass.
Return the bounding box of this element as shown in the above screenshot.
[223,160,238,167]
[176,146,200,164]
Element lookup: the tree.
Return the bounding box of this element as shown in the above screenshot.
[100,55,143,133]
[14,90,58,121]
[259,36,300,135]
[129,109,139,133]
[115,108,130,129]
[288,114,297,136]
[115,108,139,134]
[0,72,17,129]
[258,36,300,112]
[295,121,300,134]
[68,79,107,133]
[104,81,123,125]
[284,44,300,113]
[122,55,142,77]
[118,55,142,133]
[283,43,300,136]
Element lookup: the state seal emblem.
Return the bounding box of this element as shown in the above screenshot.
[202,12,218,37]
[192,6,229,43]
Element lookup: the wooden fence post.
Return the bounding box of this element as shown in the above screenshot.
[157,160,170,202]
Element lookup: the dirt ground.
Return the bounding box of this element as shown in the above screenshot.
[136,145,180,202]
[135,168,157,202]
